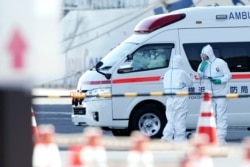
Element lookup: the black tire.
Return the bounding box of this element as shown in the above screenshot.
[111,128,130,136]
[129,104,167,138]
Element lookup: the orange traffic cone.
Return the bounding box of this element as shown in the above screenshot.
[69,145,83,167]
[242,137,250,167]
[32,124,62,167]
[79,127,107,167]
[31,108,39,141]
[127,131,154,167]
[196,92,217,145]
[180,134,214,167]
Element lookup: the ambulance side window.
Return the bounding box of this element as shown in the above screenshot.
[183,42,250,72]
[130,44,173,72]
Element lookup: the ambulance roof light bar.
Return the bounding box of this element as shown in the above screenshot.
[134,13,186,33]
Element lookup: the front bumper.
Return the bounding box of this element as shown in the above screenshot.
[71,103,87,126]
[85,99,128,128]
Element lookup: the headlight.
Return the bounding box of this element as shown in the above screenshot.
[86,88,111,99]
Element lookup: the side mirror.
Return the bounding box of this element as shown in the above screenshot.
[96,61,103,69]
[95,61,111,80]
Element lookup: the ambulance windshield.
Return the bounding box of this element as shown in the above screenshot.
[100,42,137,69]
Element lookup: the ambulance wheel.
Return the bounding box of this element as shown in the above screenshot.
[129,104,166,138]
[111,128,130,136]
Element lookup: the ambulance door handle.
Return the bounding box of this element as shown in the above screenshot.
[161,76,164,80]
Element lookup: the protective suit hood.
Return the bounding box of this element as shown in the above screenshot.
[201,44,216,62]
[170,55,184,69]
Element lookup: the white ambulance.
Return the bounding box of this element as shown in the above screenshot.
[72,6,250,138]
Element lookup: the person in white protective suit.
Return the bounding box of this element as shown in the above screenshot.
[197,44,231,145]
[161,54,193,142]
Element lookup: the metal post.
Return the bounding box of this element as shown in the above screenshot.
[0,87,32,167]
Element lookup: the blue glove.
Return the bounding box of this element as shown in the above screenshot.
[211,79,221,84]
[199,61,208,72]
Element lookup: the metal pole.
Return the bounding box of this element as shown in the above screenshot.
[0,87,32,167]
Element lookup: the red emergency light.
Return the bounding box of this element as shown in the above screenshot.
[134,13,186,33]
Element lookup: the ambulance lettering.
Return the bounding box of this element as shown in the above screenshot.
[188,86,202,100]
[230,86,249,93]
[228,11,250,19]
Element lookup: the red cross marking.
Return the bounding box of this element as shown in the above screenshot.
[7,28,27,70]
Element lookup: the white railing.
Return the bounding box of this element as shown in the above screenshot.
[63,0,150,10]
